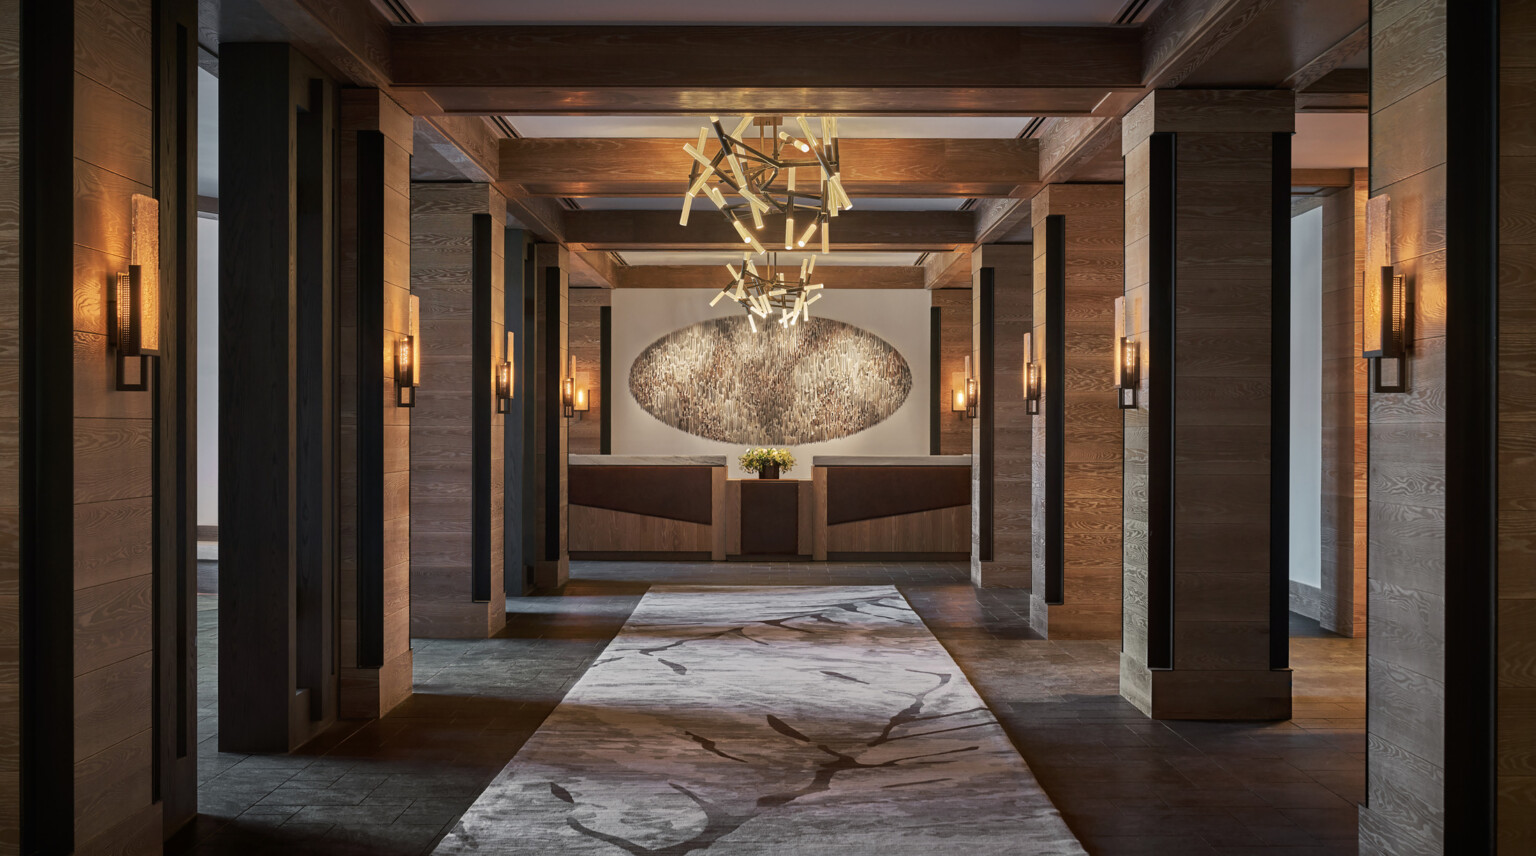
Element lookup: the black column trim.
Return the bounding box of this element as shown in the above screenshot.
[471,213,492,602]
[1147,132,1176,671]
[20,0,77,847]
[1270,131,1292,671]
[355,131,385,666]
[1444,0,1498,847]
[929,306,941,454]
[600,305,612,454]
[980,269,995,562]
[504,229,527,596]
[543,265,561,562]
[1045,216,1067,604]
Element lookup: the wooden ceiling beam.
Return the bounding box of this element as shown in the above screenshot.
[498,138,1040,198]
[389,24,1141,115]
[614,265,924,290]
[922,250,972,290]
[564,210,974,251]
[570,251,622,288]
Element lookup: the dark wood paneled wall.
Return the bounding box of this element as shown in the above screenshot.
[409,182,507,638]
[532,243,570,589]
[931,288,972,455]
[220,44,339,754]
[1118,89,1294,721]
[1318,169,1368,637]
[1,0,20,842]
[1029,185,1124,639]
[1358,0,1450,849]
[970,246,1031,587]
[568,287,609,454]
[338,91,414,716]
[1498,2,1536,848]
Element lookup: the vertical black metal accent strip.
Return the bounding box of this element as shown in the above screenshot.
[1045,215,1067,605]
[930,306,941,454]
[543,265,561,562]
[152,0,200,827]
[520,248,537,588]
[1270,131,1292,671]
[21,0,76,847]
[1147,132,1177,671]
[1445,0,1498,847]
[600,306,612,454]
[980,269,996,562]
[471,213,492,601]
[355,131,385,666]
[294,83,326,719]
[504,230,526,596]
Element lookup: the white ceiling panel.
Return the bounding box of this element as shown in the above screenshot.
[618,250,923,267]
[508,116,1030,139]
[400,0,1142,25]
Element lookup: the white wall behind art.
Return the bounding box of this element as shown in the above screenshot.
[611,288,932,479]
[1290,206,1323,590]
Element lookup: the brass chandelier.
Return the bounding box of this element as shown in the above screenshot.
[709,252,824,332]
[680,115,853,255]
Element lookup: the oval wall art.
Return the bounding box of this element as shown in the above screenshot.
[629,316,913,444]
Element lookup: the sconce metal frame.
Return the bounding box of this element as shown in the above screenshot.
[496,331,513,414]
[1023,332,1041,416]
[397,293,420,407]
[112,194,161,391]
[1113,296,1139,409]
[562,354,576,419]
[1364,265,1409,393]
[952,355,978,419]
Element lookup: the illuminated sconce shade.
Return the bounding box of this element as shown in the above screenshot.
[1113,296,1139,409]
[111,194,161,391]
[396,294,420,407]
[562,354,576,419]
[496,331,513,414]
[1023,332,1041,416]
[951,355,979,419]
[573,384,590,416]
[1362,194,1409,393]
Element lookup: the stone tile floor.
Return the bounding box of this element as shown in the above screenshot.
[172,561,1364,856]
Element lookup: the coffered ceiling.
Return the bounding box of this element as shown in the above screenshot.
[390,0,1160,25]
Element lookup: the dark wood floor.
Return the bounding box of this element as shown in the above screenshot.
[173,560,1364,856]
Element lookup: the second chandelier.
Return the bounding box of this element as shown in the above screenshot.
[680,115,853,255]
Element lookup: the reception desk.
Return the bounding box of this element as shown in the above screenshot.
[568,456,727,560]
[812,456,972,560]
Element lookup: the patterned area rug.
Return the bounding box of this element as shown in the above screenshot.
[434,586,1085,855]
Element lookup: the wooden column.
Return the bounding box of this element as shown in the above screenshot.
[533,244,571,588]
[338,91,414,716]
[1118,89,1294,721]
[568,287,608,454]
[409,183,507,638]
[1029,185,1124,638]
[932,288,971,455]
[219,44,340,752]
[970,246,1032,587]
[1318,168,1368,638]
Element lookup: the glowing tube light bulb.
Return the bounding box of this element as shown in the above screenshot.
[797,220,818,247]
[747,234,766,255]
[806,254,816,275]
[821,221,830,255]
[749,200,765,230]
[786,213,795,249]
[749,314,758,333]
[710,289,728,307]
[680,192,694,226]
[730,115,754,139]
[732,219,753,244]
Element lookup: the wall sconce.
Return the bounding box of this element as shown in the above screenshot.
[111,194,161,391]
[573,383,590,418]
[1023,332,1041,416]
[1113,296,1139,409]
[952,354,978,418]
[1363,194,1410,393]
[496,331,513,414]
[396,294,419,407]
[562,354,575,419]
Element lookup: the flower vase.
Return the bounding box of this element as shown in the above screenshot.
[759,464,780,480]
